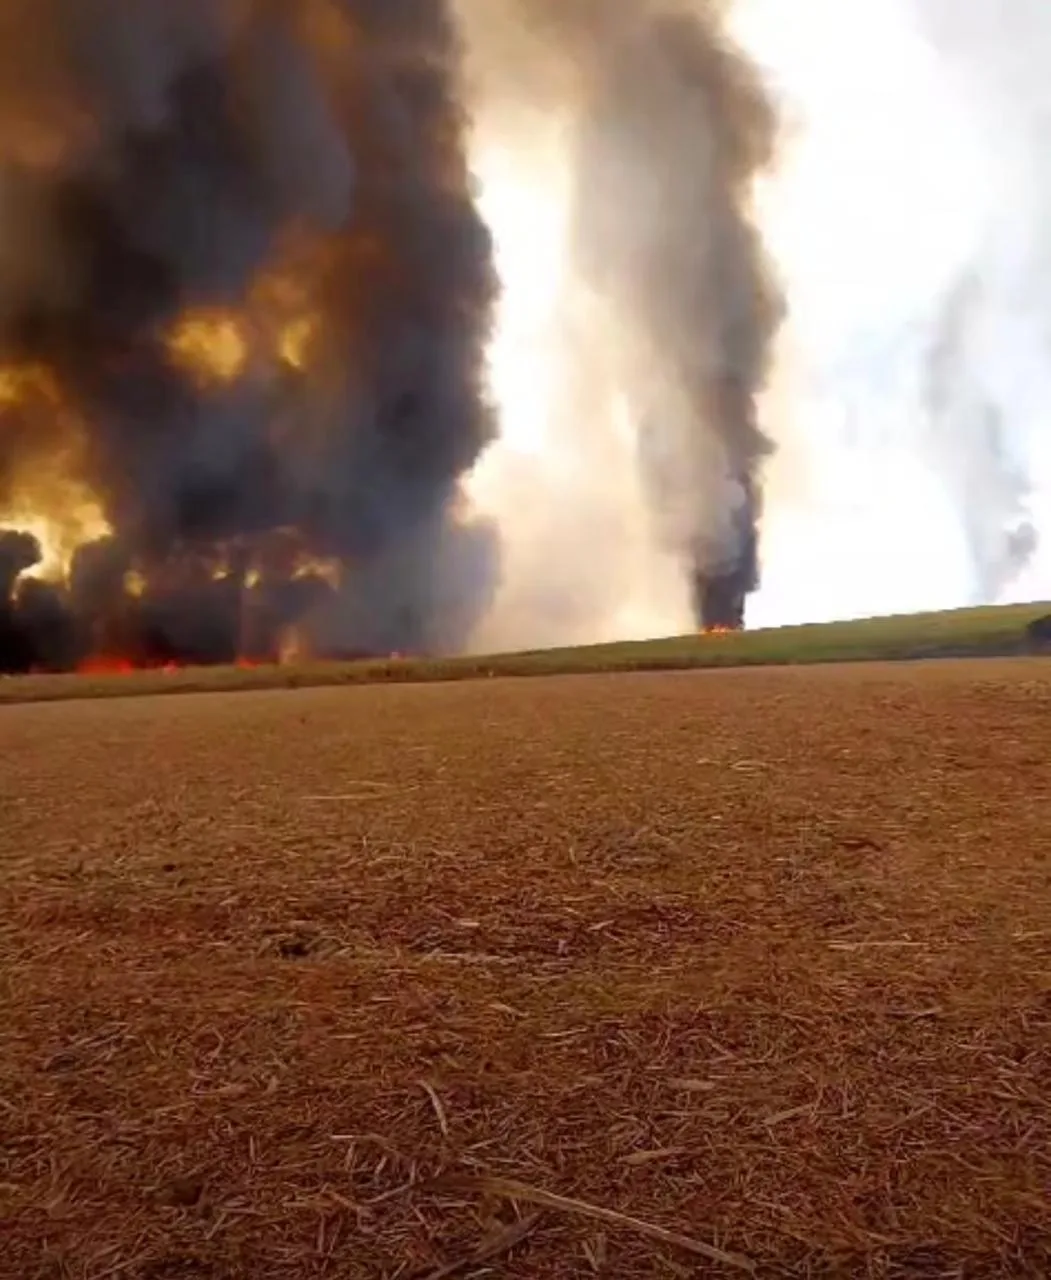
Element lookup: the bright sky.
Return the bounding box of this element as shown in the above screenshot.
[729,0,994,625]
[465,0,1051,644]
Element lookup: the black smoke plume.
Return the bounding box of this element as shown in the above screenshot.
[458,0,783,630]
[0,0,498,673]
[567,2,782,629]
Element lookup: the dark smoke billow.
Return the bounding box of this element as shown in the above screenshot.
[0,0,498,672]
[567,2,782,629]
[459,0,783,630]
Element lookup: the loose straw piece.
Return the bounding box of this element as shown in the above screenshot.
[419,1080,450,1138]
[435,1173,754,1272]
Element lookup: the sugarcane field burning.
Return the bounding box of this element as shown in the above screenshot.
[0,0,504,677]
[0,0,789,677]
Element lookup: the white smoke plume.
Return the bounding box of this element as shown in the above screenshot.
[462,0,1051,643]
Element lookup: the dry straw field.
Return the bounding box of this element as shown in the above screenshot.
[2,657,1050,1277]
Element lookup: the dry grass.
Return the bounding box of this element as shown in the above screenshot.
[2,658,1050,1277]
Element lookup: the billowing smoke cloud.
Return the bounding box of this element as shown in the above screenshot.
[458,0,783,631]
[565,2,783,629]
[0,0,498,672]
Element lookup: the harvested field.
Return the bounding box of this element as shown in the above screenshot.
[2,659,1050,1278]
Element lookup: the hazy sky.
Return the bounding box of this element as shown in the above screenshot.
[463,0,1051,643]
[732,0,1051,625]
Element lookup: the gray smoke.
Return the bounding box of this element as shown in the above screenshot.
[914,0,1050,600]
[924,271,1038,600]
[458,0,784,629]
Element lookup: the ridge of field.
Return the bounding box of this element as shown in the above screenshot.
[1,598,1050,705]
[2,660,1049,1276]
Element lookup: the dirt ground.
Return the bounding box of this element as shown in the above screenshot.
[2,659,1049,1279]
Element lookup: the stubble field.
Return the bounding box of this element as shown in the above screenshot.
[2,659,1050,1278]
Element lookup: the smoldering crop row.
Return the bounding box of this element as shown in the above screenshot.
[0,0,780,672]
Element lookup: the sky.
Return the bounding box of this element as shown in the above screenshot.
[732,0,1050,626]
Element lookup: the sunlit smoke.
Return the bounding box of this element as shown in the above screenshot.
[465,0,1051,642]
[464,120,694,649]
[460,0,782,640]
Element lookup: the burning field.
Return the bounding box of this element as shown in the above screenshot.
[2,660,1050,1277]
[0,0,506,675]
[0,0,784,676]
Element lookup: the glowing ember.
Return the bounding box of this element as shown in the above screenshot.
[77,655,135,676]
[278,316,318,371]
[166,312,249,386]
[73,655,261,677]
[293,556,341,589]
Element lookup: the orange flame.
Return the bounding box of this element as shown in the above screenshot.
[76,655,135,675]
[0,361,112,579]
[74,654,269,676]
[166,311,249,385]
